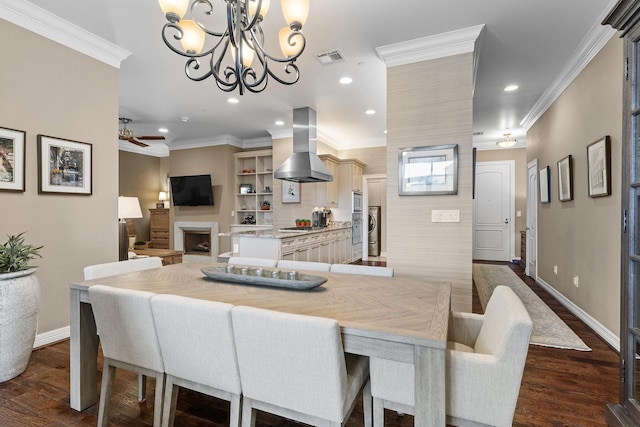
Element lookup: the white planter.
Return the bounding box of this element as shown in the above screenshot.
[0,268,40,383]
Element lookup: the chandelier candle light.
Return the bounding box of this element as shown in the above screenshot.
[158,0,309,94]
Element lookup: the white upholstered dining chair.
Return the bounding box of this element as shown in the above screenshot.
[83,256,163,402]
[276,259,332,272]
[231,305,372,427]
[151,294,242,427]
[369,285,532,427]
[330,263,394,277]
[227,256,277,268]
[88,285,165,427]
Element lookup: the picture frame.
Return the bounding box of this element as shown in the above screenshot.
[398,144,458,195]
[0,126,26,192]
[587,135,611,198]
[557,155,573,202]
[239,183,252,194]
[282,180,300,203]
[539,166,551,204]
[37,135,92,195]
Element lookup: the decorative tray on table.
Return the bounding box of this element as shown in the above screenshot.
[200,265,327,290]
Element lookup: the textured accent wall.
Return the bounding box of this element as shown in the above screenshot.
[0,20,119,334]
[386,54,474,311]
[527,37,622,335]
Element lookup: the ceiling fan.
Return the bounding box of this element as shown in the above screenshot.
[118,117,165,147]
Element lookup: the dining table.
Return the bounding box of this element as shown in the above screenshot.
[69,261,451,426]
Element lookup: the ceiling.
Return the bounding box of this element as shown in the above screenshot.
[20,0,617,156]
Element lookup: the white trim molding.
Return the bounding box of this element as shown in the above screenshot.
[34,325,70,349]
[0,0,131,68]
[520,0,619,130]
[536,277,620,351]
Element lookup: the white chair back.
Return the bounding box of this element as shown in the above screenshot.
[83,257,163,280]
[227,257,277,268]
[151,294,242,427]
[277,260,331,272]
[330,263,394,277]
[232,306,371,425]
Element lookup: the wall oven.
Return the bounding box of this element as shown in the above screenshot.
[352,192,363,212]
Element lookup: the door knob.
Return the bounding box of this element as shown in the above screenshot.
[504,218,509,224]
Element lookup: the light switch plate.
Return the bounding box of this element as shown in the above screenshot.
[431,209,460,223]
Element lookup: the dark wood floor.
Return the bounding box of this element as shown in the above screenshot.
[0,262,620,426]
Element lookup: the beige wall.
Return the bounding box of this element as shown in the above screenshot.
[339,147,387,175]
[0,20,119,335]
[476,148,527,259]
[386,53,474,311]
[527,37,623,335]
[119,151,164,241]
[167,145,241,254]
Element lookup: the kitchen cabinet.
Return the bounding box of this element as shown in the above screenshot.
[317,154,340,207]
[149,208,170,249]
[234,149,274,226]
[338,158,366,209]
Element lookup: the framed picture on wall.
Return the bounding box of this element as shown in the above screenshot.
[587,135,611,198]
[398,144,458,195]
[37,135,92,195]
[557,155,573,202]
[539,166,551,204]
[282,180,300,203]
[0,126,26,192]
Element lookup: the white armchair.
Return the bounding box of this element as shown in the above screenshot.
[329,264,394,277]
[370,285,533,427]
[227,256,277,268]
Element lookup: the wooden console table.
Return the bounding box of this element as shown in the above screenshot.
[132,248,182,265]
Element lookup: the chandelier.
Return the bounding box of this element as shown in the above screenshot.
[496,133,517,148]
[158,0,309,95]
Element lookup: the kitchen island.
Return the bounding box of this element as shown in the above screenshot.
[220,223,354,263]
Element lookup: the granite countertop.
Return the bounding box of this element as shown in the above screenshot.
[219,222,352,239]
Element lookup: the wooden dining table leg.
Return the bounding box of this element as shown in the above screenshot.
[414,344,446,426]
[70,289,99,411]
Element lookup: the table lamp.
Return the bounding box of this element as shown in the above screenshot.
[118,196,143,261]
[158,191,167,208]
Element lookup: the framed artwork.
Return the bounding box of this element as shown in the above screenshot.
[398,144,458,195]
[587,135,611,198]
[539,166,551,204]
[282,180,300,203]
[37,135,92,195]
[0,126,26,192]
[557,155,573,202]
[239,183,252,194]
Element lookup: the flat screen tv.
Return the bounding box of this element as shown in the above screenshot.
[170,174,214,206]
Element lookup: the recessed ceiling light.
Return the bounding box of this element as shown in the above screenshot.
[365,109,376,115]
[339,76,353,85]
[275,120,285,126]
[504,85,519,92]
[158,128,169,133]
[227,97,239,104]
[179,116,190,122]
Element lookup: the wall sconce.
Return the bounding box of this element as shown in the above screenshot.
[118,196,143,261]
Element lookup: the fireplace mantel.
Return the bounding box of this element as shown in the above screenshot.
[174,221,219,262]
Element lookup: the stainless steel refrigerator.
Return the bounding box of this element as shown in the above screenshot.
[368,206,381,256]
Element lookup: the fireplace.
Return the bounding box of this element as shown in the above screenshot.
[174,221,219,262]
[183,230,211,255]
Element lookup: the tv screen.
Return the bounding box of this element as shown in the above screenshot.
[170,174,214,206]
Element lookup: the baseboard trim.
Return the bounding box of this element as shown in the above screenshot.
[536,277,620,351]
[34,326,70,349]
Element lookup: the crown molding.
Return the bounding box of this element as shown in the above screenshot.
[520,1,618,130]
[242,137,273,149]
[0,0,131,68]
[119,141,169,157]
[376,24,485,68]
[169,134,243,151]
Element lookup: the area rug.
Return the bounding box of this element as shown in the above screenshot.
[472,263,591,351]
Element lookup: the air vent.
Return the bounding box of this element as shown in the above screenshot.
[315,49,346,65]
[473,131,484,136]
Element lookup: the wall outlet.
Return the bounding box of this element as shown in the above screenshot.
[553,265,558,275]
[231,210,235,217]
[573,276,579,288]
[431,209,460,223]
[233,243,239,253]
[516,211,522,217]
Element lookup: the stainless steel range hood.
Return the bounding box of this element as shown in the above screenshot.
[273,107,333,183]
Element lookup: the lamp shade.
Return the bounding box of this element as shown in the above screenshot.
[118,197,143,219]
[248,0,271,19]
[281,0,309,29]
[158,0,189,20]
[279,27,303,57]
[178,20,206,54]
[159,191,167,201]
[496,133,517,148]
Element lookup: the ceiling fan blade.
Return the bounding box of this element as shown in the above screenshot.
[118,135,129,140]
[129,138,149,147]
[135,136,165,140]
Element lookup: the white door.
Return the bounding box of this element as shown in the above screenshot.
[526,160,538,278]
[473,161,514,261]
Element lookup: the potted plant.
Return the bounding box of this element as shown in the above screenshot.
[0,232,42,383]
[261,201,271,210]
